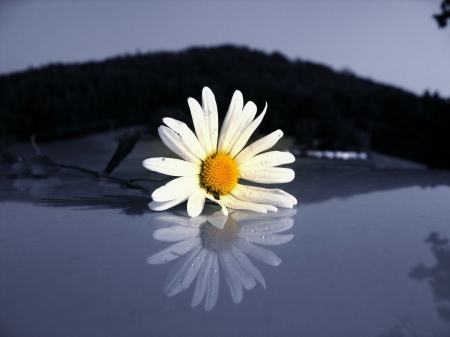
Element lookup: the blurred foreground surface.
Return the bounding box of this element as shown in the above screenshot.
[1,130,450,337]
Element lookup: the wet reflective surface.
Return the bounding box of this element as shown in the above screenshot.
[1,135,450,337]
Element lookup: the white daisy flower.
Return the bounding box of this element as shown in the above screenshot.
[143,87,296,220]
[147,207,295,311]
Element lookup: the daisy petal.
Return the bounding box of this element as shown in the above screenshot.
[158,126,201,165]
[219,251,243,304]
[206,195,229,218]
[205,253,219,311]
[201,87,219,153]
[191,251,214,308]
[238,232,294,246]
[164,245,202,292]
[234,129,284,165]
[230,208,297,222]
[218,90,244,153]
[149,186,198,212]
[167,247,209,297]
[231,258,256,291]
[220,194,267,213]
[163,117,207,160]
[240,167,295,184]
[205,210,228,229]
[226,101,258,156]
[240,218,294,234]
[146,237,201,264]
[234,239,282,266]
[153,226,200,242]
[239,151,295,168]
[231,184,294,208]
[187,97,210,155]
[229,103,267,158]
[187,189,207,217]
[151,176,199,202]
[143,158,199,176]
[230,245,266,289]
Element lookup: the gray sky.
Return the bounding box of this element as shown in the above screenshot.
[0,0,449,96]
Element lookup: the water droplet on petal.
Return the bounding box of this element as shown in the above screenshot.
[204,109,211,116]
[161,157,165,161]
[213,128,218,135]
[265,171,270,176]
[262,235,266,240]
[214,269,218,274]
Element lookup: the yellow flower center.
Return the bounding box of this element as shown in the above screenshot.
[200,217,239,252]
[200,152,239,196]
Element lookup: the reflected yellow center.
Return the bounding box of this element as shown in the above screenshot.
[200,217,239,252]
[200,152,239,196]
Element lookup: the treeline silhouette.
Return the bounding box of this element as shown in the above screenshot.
[0,45,449,168]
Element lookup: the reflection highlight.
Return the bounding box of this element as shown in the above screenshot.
[147,208,295,311]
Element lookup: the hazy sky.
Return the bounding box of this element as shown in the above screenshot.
[0,0,449,97]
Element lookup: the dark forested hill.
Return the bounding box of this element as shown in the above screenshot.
[0,45,449,168]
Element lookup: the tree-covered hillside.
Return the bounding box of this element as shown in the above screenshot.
[0,45,449,168]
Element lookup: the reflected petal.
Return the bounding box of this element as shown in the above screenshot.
[147,237,201,264]
[219,250,243,304]
[147,210,294,310]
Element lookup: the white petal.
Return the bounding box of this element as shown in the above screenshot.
[230,255,256,291]
[226,101,258,156]
[240,218,294,234]
[149,184,199,211]
[206,194,229,218]
[205,210,228,229]
[191,251,214,308]
[229,103,267,158]
[234,239,282,266]
[143,157,199,177]
[231,208,297,222]
[187,216,208,228]
[187,97,211,155]
[153,226,200,242]
[261,204,278,212]
[164,245,202,292]
[163,117,207,160]
[187,189,207,217]
[201,87,219,153]
[219,251,243,304]
[239,167,295,184]
[234,129,284,165]
[233,185,297,206]
[167,247,209,297]
[220,194,267,213]
[151,176,199,202]
[146,237,201,264]
[230,245,266,289]
[205,253,219,311]
[149,215,189,228]
[158,126,201,165]
[218,90,243,153]
[238,232,294,246]
[239,151,295,168]
[231,184,294,208]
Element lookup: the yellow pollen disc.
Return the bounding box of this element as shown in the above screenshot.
[200,152,239,196]
[200,217,239,252]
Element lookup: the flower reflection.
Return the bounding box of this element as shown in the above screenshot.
[147,208,295,311]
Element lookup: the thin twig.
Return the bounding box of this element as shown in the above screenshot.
[30,135,41,155]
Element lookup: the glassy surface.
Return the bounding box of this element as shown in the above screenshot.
[1,134,450,337]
